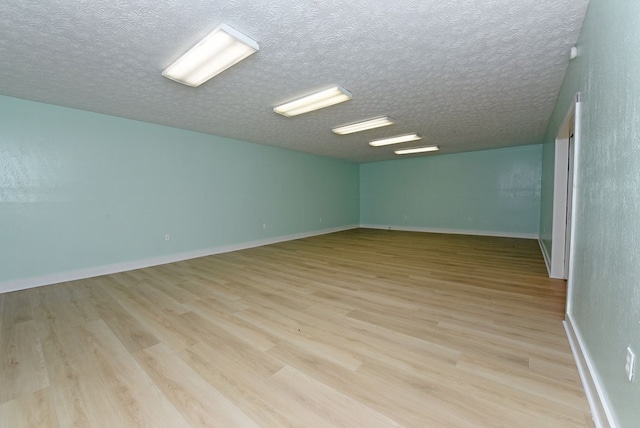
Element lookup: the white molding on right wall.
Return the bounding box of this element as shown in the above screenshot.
[564,314,617,428]
[560,93,615,426]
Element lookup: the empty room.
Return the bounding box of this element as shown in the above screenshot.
[1,1,638,427]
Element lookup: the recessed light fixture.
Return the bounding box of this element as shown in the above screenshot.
[395,146,440,155]
[274,86,352,117]
[332,117,395,135]
[369,133,421,147]
[162,23,259,87]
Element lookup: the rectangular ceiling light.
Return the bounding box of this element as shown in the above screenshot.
[162,24,259,87]
[395,146,440,155]
[274,86,352,117]
[369,133,421,147]
[332,117,395,135]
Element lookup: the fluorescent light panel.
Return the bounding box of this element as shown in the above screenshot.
[274,86,352,117]
[332,117,395,135]
[369,133,421,147]
[163,24,259,87]
[395,146,440,155]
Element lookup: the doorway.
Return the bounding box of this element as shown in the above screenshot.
[549,93,580,284]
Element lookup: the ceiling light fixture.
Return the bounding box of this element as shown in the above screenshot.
[369,133,421,147]
[570,46,578,60]
[274,86,352,117]
[395,146,440,155]
[162,24,259,87]
[332,117,395,135]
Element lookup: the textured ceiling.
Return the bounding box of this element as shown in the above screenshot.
[0,0,589,162]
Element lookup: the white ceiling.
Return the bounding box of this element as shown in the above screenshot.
[0,0,589,163]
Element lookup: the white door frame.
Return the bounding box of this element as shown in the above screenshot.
[549,93,581,285]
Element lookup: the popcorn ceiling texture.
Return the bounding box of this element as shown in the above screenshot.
[0,0,588,162]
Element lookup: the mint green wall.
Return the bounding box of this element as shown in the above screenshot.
[540,0,640,425]
[360,145,542,236]
[0,95,359,284]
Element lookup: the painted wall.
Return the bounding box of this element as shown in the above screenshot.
[360,145,542,237]
[0,95,359,289]
[539,0,640,425]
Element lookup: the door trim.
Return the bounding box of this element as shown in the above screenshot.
[549,93,580,283]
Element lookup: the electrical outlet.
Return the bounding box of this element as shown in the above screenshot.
[164,234,170,241]
[625,347,635,382]
[262,223,267,229]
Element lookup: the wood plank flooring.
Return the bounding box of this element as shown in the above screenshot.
[0,229,593,427]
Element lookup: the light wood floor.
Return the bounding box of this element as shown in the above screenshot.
[0,229,593,427]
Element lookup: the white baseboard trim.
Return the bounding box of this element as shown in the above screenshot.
[359,224,538,240]
[563,314,616,428]
[0,225,359,294]
[539,238,552,277]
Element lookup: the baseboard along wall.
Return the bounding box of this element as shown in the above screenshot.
[0,225,358,294]
[539,238,553,277]
[564,314,617,428]
[360,224,539,240]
